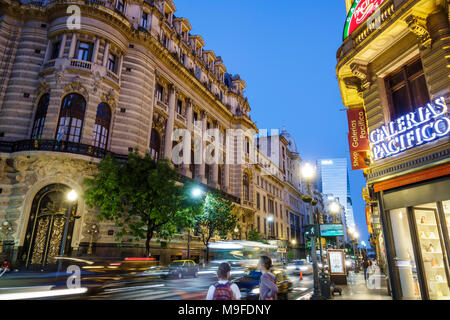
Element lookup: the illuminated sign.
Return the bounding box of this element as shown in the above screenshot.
[320,224,345,237]
[370,97,449,161]
[328,250,346,275]
[343,0,387,40]
[347,108,370,170]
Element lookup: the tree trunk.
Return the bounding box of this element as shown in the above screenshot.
[146,229,153,257]
[205,242,209,265]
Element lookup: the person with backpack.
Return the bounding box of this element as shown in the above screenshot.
[258,256,278,300]
[206,262,241,300]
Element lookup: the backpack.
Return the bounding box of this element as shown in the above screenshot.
[213,282,234,300]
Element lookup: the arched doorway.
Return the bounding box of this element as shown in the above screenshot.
[21,184,78,270]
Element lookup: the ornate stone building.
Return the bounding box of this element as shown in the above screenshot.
[337,0,449,300]
[0,0,259,268]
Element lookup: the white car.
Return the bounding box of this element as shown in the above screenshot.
[286,260,313,275]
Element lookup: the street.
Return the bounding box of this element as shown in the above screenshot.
[0,271,314,301]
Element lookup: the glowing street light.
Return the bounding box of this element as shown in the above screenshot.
[67,189,78,201]
[291,239,297,245]
[192,188,203,198]
[301,162,316,181]
[329,202,340,214]
[267,215,274,222]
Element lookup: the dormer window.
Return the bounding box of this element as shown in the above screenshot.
[116,0,126,13]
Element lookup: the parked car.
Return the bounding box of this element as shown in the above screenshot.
[165,260,199,279]
[286,260,313,275]
[233,268,292,300]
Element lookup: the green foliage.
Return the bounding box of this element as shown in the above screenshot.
[84,151,203,256]
[247,229,269,244]
[194,192,238,262]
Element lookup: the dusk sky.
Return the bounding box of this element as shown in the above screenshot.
[175,0,370,243]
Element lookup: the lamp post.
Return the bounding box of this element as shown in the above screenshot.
[0,221,12,254]
[267,215,274,239]
[189,187,204,260]
[329,201,340,248]
[57,189,78,274]
[87,224,98,255]
[301,162,321,300]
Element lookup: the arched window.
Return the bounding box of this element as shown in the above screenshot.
[56,93,86,143]
[243,173,249,201]
[92,103,111,149]
[31,93,50,139]
[149,129,160,160]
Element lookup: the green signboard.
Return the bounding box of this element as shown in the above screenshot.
[320,224,345,237]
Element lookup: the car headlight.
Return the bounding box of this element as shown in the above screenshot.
[251,287,260,294]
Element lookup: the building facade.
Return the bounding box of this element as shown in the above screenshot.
[337,0,450,300]
[0,0,261,268]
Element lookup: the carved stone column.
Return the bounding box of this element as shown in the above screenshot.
[163,84,176,161]
[211,121,219,188]
[182,98,193,177]
[197,111,207,184]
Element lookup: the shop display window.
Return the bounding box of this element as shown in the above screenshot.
[390,208,421,299]
[414,203,450,300]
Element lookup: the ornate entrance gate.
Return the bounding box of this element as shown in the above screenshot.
[21,184,77,270]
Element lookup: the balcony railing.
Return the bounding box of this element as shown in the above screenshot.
[70,59,92,70]
[106,70,120,84]
[155,99,168,113]
[0,139,109,159]
[176,113,186,124]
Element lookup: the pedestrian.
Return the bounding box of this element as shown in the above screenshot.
[258,256,278,300]
[205,262,241,300]
[362,256,370,281]
[0,259,11,277]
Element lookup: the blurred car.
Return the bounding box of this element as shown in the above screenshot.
[164,260,199,279]
[286,260,313,275]
[233,268,292,300]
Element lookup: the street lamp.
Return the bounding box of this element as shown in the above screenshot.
[192,187,203,198]
[188,186,205,260]
[0,221,12,254]
[329,201,341,248]
[87,224,99,255]
[301,162,321,300]
[57,189,78,274]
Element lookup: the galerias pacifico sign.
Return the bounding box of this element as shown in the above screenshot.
[370,97,449,161]
[347,108,370,170]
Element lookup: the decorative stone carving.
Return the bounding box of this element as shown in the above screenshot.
[350,62,370,90]
[100,88,118,111]
[343,76,365,98]
[35,79,50,98]
[91,71,104,93]
[29,156,97,182]
[0,158,6,183]
[405,15,432,49]
[55,65,65,89]
[63,76,89,100]
[152,112,166,132]
[13,156,32,183]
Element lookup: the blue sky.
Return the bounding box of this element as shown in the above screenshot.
[174,0,370,244]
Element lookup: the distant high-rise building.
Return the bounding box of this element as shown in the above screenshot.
[316,158,356,233]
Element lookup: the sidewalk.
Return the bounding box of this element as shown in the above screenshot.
[331,271,392,300]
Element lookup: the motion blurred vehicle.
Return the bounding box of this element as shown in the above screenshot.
[233,268,292,300]
[286,260,313,275]
[164,260,199,279]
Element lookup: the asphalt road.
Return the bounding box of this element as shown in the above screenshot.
[75,272,314,300]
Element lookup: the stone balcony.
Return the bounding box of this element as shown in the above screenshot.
[40,57,121,88]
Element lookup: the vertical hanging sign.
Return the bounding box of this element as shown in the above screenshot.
[347,108,370,170]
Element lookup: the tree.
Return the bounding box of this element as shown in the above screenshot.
[194,192,237,263]
[84,151,202,257]
[247,229,268,244]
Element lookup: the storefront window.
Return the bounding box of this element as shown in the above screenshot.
[390,208,421,299]
[443,200,450,239]
[414,203,450,299]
